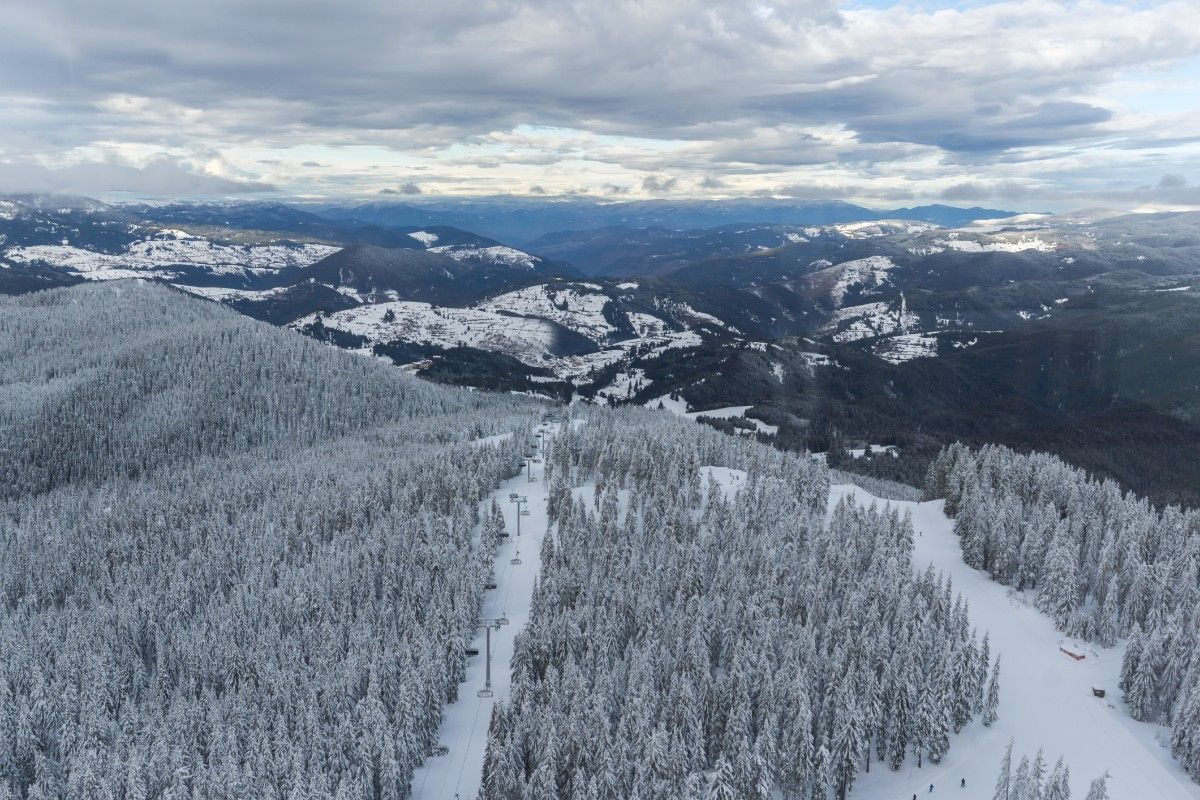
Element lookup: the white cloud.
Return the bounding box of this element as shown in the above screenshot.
[0,0,1197,205]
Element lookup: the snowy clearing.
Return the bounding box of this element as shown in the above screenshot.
[830,484,1200,800]
[409,425,557,800]
[5,232,337,278]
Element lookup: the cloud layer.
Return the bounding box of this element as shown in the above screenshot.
[1,0,1198,207]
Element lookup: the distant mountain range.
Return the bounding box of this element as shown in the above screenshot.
[314,197,1021,244]
[2,193,1198,505]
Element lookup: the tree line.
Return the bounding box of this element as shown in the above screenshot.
[480,409,997,800]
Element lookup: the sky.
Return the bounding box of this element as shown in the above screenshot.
[1,0,1199,210]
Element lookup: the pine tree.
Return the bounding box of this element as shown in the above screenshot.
[983,655,1001,727]
[1084,772,1110,800]
[993,740,1014,800]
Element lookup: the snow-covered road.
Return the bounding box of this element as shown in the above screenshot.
[409,427,553,800]
[831,485,1200,800]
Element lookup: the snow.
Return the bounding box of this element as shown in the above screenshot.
[874,332,938,364]
[797,352,834,369]
[963,213,1053,232]
[823,255,897,307]
[307,297,704,387]
[772,363,785,383]
[645,393,690,415]
[596,366,648,403]
[847,444,899,458]
[294,301,561,360]
[469,431,514,449]
[430,244,539,269]
[478,285,616,343]
[4,232,337,278]
[830,300,917,343]
[177,285,294,302]
[934,234,1056,253]
[625,311,671,337]
[835,220,938,238]
[655,298,728,329]
[830,485,1200,800]
[409,424,558,800]
[407,230,439,245]
[684,405,779,435]
[699,465,749,500]
[1156,285,1191,293]
[616,281,639,290]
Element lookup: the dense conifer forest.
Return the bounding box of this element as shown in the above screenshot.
[0,283,540,799]
[480,410,996,800]
[927,444,1200,781]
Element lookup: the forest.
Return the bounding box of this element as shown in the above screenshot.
[0,283,539,799]
[480,410,997,800]
[927,444,1200,781]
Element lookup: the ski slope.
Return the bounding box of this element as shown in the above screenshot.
[409,426,554,800]
[829,485,1200,800]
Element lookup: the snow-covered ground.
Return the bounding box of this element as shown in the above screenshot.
[476,284,616,342]
[823,255,898,306]
[830,484,1200,800]
[292,301,562,360]
[934,233,1057,253]
[874,332,939,363]
[409,426,556,800]
[429,244,540,269]
[643,396,778,435]
[4,231,337,280]
[829,299,918,343]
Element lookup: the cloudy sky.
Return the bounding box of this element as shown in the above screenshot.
[2,0,1199,209]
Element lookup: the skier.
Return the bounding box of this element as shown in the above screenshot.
[961,778,966,788]
[929,783,935,793]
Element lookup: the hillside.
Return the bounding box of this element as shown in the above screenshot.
[0,281,540,798]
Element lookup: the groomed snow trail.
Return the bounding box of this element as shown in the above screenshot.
[409,425,554,800]
[829,485,1200,800]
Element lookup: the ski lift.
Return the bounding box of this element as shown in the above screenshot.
[520,509,531,516]
[1092,687,1106,698]
[498,613,510,626]
[485,581,498,590]
[509,492,519,500]
[465,647,480,657]
[429,744,450,757]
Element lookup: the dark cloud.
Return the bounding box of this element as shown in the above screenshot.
[1159,173,1187,190]
[641,175,678,193]
[700,175,727,189]
[380,182,422,195]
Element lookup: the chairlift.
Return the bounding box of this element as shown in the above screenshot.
[509,492,519,500]
[510,555,522,565]
[498,613,510,626]
[465,648,480,657]
[429,744,450,757]
[485,582,498,590]
[1092,687,1106,698]
[520,509,531,516]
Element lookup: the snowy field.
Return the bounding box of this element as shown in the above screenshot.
[409,427,555,800]
[830,484,1200,800]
